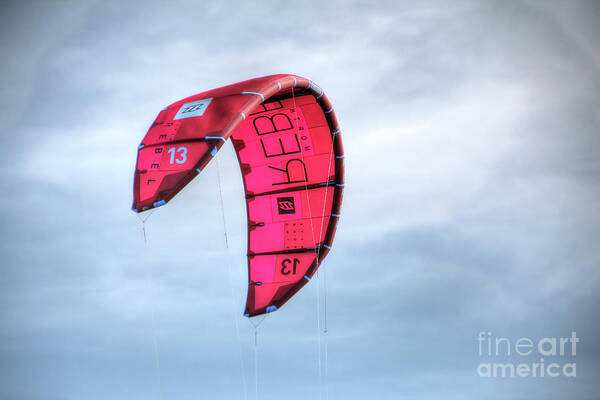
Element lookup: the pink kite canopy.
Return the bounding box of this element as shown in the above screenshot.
[132,74,344,317]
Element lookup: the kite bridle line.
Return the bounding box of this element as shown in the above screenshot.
[249,313,266,400]
[289,80,323,400]
[312,80,339,400]
[136,211,165,400]
[215,149,268,400]
[288,76,335,400]
[310,79,336,400]
[214,151,250,400]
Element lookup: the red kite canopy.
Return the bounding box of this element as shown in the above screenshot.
[132,74,344,317]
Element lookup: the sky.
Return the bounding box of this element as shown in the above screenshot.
[1,1,599,399]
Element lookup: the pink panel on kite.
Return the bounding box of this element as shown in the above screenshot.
[250,283,281,311]
[249,216,331,253]
[247,253,316,311]
[247,187,334,224]
[232,95,334,196]
[247,187,334,253]
[134,141,210,206]
[249,253,315,284]
[242,155,334,195]
[137,170,174,203]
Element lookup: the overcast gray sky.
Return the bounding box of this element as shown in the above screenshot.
[1,1,599,399]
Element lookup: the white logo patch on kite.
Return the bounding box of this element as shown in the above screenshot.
[174,98,213,120]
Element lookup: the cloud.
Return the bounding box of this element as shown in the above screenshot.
[1,1,599,399]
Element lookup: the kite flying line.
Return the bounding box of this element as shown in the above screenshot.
[137,211,164,400]
[215,151,249,400]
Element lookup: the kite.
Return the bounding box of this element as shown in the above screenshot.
[132,74,344,317]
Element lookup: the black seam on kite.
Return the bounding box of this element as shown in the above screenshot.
[245,181,335,199]
[248,245,325,257]
[139,136,223,150]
